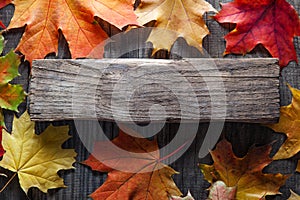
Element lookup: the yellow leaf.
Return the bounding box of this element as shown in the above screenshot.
[0,111,76,194]
[288,190,300,200]
[135,0,216,54]
[268,85,300,160]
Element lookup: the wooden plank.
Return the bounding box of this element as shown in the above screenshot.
[29,58,279,123]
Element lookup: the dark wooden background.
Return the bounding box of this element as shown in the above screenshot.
[0,0,299,199]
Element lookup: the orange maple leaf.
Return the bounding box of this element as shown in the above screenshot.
[83,129,182,200]
[215,0,300,67]
[0,0,137,63]
[199,139,288,200]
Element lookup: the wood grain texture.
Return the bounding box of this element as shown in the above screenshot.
[29,58,279,123]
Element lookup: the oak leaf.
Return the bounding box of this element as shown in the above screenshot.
[208,181,236,200]
[0,35,25,113]
[199,139,288,200]
[0,111,77,193]
[268,85,300,160]
[214,0,300,67]
[0,0,137,63]
[135,0,216,54]
[83,129,182,200]
[288,190,300,200]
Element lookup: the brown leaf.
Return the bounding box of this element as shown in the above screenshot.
[199,139,288,200]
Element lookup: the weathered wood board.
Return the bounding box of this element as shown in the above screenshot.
[29,58,279,123]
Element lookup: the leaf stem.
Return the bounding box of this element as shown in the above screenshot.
[0,172,16,193]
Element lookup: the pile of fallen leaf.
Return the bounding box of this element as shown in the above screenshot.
[0,0,299,199]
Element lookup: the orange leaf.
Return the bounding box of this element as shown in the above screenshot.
[6,0,138,63]
[268,85,300,160]
[199,139,288,200]
[215,0,300,67]
[83,129,182,200]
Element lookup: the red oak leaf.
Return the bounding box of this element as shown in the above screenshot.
[215,0,300,67]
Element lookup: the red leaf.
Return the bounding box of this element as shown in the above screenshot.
[215,0,300,67]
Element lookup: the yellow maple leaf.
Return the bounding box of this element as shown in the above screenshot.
[268,85,300,160]
[135,0,216,54]
[0,112,76,194]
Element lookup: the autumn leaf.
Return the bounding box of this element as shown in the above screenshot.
[268,85,300,160]
[199,139,288,200]
[214,0,300,67]
[288,190,300,200]
[170,190,194,200]
[0,111,76,194]
[208,181,236,200]
[0,35,25,113]
[135,0,216,54]
[1,0,137,63]
[83,129,182,200]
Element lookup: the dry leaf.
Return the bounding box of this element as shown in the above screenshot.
[0,0,137,63]
[199,139,288,200]
[288,190,300,200]
[268,85,300,160]
[83,129,182,200]
[0,111,76,193]
[135,0,216,54]
[208,181,236,200]
[170,190,195,200]
[215,0,300,67]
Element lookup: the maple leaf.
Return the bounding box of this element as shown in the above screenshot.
[0,35,25,112]
[208,181,236,200]
[135,0,217,55]
[214,0,300,67]
[288,190,300,200]
[1,0,137,63]
[83,129,182,200]
[199,139,288,200]
[0,111,77,193]
[268,85,300,160]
